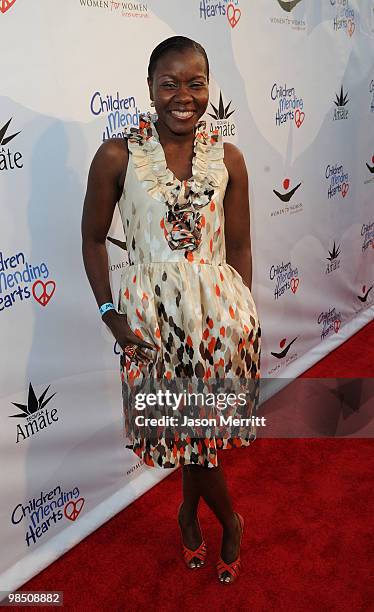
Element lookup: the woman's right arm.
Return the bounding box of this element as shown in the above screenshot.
[81,139,157,363]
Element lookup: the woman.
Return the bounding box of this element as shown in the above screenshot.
[81,36,261,584]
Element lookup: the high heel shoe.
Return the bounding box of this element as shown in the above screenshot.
[216,512,244,584]
[178,502,207,569]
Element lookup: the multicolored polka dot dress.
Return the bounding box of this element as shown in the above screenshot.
[118,113,261,469]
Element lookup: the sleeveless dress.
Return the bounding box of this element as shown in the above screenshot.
[117,113,262,469]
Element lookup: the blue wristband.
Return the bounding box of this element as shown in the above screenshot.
[99,302,116,317]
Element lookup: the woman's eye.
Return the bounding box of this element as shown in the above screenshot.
[190,82,205,88]
[162,82,176,88]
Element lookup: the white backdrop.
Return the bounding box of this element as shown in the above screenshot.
[0,0,373,592]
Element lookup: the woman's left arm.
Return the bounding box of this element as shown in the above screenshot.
[223,143,253,292]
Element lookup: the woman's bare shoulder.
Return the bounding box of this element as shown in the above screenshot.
[223,142,247,179]
[95,137,128,167]
[223,142,244,163]
[90,137,129,189]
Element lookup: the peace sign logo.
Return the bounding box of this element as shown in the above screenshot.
[0,0,17,14]
[32,280,56,307]
[226,3,241,28]
[290,277,299,294]
[347,19,355,37]
[295,110,305,128]
[64,498,85,522]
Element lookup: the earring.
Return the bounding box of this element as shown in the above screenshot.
[150,100,155,107]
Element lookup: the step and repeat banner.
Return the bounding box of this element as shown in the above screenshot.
[1,0,373,592]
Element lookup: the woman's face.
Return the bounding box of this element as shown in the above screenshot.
[148,48,209,135]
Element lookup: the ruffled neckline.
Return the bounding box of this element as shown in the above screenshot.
[125,112,226,254]
[126,112,225,205]
[151,116,209,184]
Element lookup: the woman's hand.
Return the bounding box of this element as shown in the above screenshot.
[102,310,159,365]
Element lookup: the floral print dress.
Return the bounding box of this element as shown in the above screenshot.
[118,113,261,469]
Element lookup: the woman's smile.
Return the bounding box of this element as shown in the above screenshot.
[170,110,195,120]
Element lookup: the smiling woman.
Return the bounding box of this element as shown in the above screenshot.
[147,37,209,144]
[81,35,261,585]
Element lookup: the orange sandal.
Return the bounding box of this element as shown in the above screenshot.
[216,512,244,584]
[178,502,207,569]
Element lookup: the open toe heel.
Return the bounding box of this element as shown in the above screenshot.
[216,512,244,584]
[178,502,207,569]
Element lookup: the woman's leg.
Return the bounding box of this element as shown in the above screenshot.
[184,462,243,581]
[178,465,204,567]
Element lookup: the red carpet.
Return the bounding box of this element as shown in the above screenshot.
[22,320,374,611]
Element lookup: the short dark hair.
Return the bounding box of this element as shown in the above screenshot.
[148,36,209,80]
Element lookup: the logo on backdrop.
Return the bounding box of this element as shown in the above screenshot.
[325,163,350,199]
[333,85,349,121]
[326,241,341,274]
[271,83,305,128]
[369,80,374,113]
[90,91,142,142]
[0,118,23,171]
[199,0,242,29]
[107,236,127,273]
[270,260,300,300]
[271,177,303,216]
[0,250,55,312]
[106,236,128,356]
[126,460,143,476]
[357,283,373,304]
[0,0,17,14]
[361,221,374,252]
[11,485,85,547]
[318,307,342,339]
[270,0,305,30]
[207,91,236,137]
[9,383,59,444]
[276,0,303,11]
[331,0,356,37]
[268,336,298,374]
[364,155,374,185]
[79,0,149,19]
